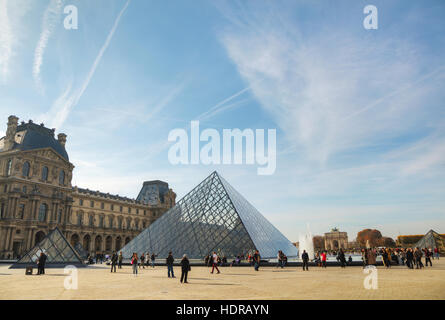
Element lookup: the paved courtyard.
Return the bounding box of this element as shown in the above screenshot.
[0,260,444,300]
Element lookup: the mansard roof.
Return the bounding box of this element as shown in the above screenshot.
[12,121,69,161]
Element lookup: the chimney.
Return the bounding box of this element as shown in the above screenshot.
[58,133,67,148]
[4,115,18,151]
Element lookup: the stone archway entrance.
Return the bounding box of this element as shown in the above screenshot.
[95,235,102,253]
[115,237,122,251]
[70,234,80,247]
[83,234,91,252]
[34,231,46,246]
[105,236,112,252]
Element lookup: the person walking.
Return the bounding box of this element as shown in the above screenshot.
[414,248,423,269]
[210,251,220,274]
[302,250,309,271]
[406,248,414,269]
[131,253,138,276]
[253,250,261,271]
[140,253,145,269]
[151,253,156,268]
[166,251,175,278]
[111,251,118,273]
[37,252,47,275]
[277,250,284,268]
[118,251,123,269]
[434,247,439,260]
[425,248,432,267]
[180,254,190,283]
[145,252,150,267]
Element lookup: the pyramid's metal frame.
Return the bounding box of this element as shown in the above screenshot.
[10,227,85,268]
[414,229,445,251]
[120,171,298,259]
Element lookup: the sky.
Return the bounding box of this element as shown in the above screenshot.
[1,0,444,242]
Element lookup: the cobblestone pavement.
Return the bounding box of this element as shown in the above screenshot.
[0,259,444,300]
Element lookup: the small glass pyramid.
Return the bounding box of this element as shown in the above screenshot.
[10,227,84,268]
[415,229,445,251]
[120,171,298,259]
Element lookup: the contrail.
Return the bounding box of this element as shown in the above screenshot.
[33,0,64,93]
[49,0,131,129]
[344,65,445,121]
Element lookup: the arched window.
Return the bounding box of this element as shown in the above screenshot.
[22,161,30,177]
[38,203,47,222]
[41,166,48,181]
[59,170,65,185]
[6,159,12,176]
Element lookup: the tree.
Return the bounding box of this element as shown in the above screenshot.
[357,229,383,248]
[380,237,396,248]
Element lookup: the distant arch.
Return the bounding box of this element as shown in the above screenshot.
[125,237,131,245]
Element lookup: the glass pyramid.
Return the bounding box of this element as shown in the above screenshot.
[415,229,445,251]
[10,227,85,268]
[120,171,298,259]
[74,242,89,260]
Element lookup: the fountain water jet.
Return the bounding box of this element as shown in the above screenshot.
[298,225,314,260]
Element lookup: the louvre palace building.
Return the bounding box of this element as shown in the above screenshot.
[0,115,176,259]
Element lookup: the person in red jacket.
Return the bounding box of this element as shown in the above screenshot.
[321,251,327,268]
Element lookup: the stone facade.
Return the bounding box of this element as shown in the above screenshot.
[324,228,348,250]
[0,116,176,259]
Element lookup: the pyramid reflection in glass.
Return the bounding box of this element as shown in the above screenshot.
[120,171,298,259]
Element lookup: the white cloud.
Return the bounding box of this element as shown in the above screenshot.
[219,5,445,167]
[0,0,12,82]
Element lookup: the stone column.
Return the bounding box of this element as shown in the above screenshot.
[7,227,15,251]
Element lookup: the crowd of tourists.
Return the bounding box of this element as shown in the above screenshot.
[361,247,438,269]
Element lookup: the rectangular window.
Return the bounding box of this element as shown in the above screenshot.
[79,199,83,206]
[120,206,123,212]
[18,204,25,219]
[101,202,104,209]
[128,207,131,213]
[136,208,139,214]
[90,201,94,208]
[111,204,114,211]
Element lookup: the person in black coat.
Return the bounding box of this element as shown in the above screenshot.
[180,254,190,283]
[338,248,346,268]
[166,252,175,278]
[37,252,47,275]
[301,250,309,271]
[110,251,118,273]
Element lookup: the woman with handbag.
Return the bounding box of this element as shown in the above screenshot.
[180,254,190,283]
